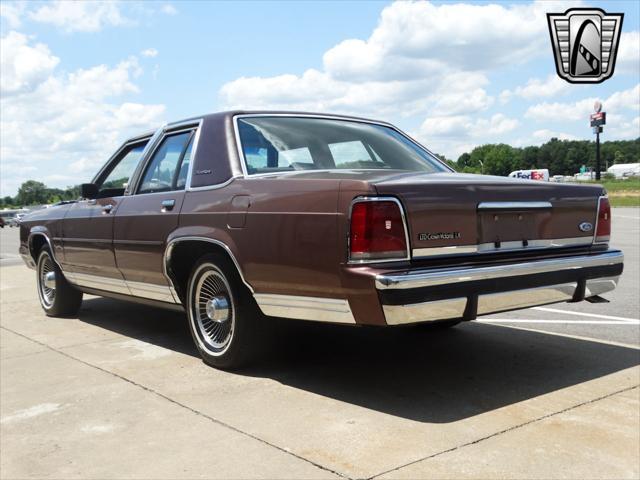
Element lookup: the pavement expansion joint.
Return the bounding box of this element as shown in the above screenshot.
[368,384,640,480]
[1,325,349,479]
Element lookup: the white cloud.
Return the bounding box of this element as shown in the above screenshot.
[322,1,571,80]
[218,0,588,160]
[532,129,578,142]
[0,32,165,195]
[0,31,60,96]
[0,2,24,29]
[220,1,579,113]
[420,113,519,138]
[141,48,159,58]
[161,4,178,15]
[617,31,640,73]
[525,84,640,122]
[500,74,570,103]
[29,0,133,33]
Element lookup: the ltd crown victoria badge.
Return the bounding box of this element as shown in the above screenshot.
[547,8,623,84]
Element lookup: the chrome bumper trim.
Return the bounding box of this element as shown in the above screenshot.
[254,294,355,324]
[384,298,467,325]
[376,251,624,290]
[477,201,552,210]
[585,276,620,297]
[412,236,593,258]
[477,282,577,315]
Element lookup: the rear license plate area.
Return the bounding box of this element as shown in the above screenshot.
[478,210,551,247]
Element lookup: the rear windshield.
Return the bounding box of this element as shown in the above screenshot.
[236,117,448,175]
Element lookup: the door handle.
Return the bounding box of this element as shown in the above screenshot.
[102,204,114,214]
[161,199,176,211]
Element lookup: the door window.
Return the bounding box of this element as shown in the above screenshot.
[138,131,194,194]
[98,142,149,196]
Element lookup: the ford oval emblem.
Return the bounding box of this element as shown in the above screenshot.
[579,222,593,232]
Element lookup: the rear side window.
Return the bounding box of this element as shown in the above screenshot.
[138,131,194,194]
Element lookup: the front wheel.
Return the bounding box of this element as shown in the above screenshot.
[186,254,264,369]
[36,247,83,316]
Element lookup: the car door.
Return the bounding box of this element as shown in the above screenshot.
[113,126,197,302]
[61,138,151,293]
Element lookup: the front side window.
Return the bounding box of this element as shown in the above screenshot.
[138,131,194,194]
[99,142,149,195]
[237,117,448,175]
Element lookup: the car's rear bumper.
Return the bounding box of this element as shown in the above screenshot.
[375,250,624,325]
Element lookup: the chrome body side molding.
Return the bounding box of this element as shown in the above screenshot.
[65,272,131,295]
[376,250,624,290]
[412,236,594,258]
[254,294,356,324]
[163,236,254,295]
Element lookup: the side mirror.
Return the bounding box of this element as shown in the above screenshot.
[80,183,99,200]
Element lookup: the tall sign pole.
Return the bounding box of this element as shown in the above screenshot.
[590,101,606,181]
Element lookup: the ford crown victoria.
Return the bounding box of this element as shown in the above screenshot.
[19,111,624,368]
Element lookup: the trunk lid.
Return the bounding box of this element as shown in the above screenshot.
[373,172,604,257]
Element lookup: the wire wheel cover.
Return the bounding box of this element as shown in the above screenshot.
[193,268,234,352]
[38,254,56,308]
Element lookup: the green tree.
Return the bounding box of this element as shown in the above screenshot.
[15,180,49,206]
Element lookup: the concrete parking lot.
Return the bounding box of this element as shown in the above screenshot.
[1,209,639,479]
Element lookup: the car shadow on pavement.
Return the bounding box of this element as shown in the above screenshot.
[77,297,640,424]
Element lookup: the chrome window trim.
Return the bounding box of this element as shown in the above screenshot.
[163,236,254,297]
[412,236,594,258]
[232,113,453,178]
[375,250,624,290]
[131,121,203,196]
[347,196,411,265]
[477,201,553,210]
[187,175,242,192]
[91,134,156,189]
[253,293,355,324]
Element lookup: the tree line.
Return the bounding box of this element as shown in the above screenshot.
[452,137,639,177]
[1,181,80,209]
[1,137,638,208]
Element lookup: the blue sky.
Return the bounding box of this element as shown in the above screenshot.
[1,0,638,195]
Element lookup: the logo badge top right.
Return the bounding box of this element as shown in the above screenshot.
[547,8,624,84]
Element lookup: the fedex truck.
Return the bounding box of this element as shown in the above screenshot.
[508,169,550,182]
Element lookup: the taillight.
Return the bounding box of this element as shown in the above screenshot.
[595,196,611,244]
[349,198,408,262]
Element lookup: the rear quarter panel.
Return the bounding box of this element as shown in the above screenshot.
[179,177,374,297]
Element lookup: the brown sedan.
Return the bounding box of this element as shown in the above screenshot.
[19,111,624,368]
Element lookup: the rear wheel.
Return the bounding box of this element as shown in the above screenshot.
[36,247,83,316]
[186,254,263,369]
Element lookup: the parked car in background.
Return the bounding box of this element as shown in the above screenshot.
[19,111,624,369]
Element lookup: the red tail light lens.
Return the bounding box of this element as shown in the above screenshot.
[349,199,408,261]
[595,196,611,244]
